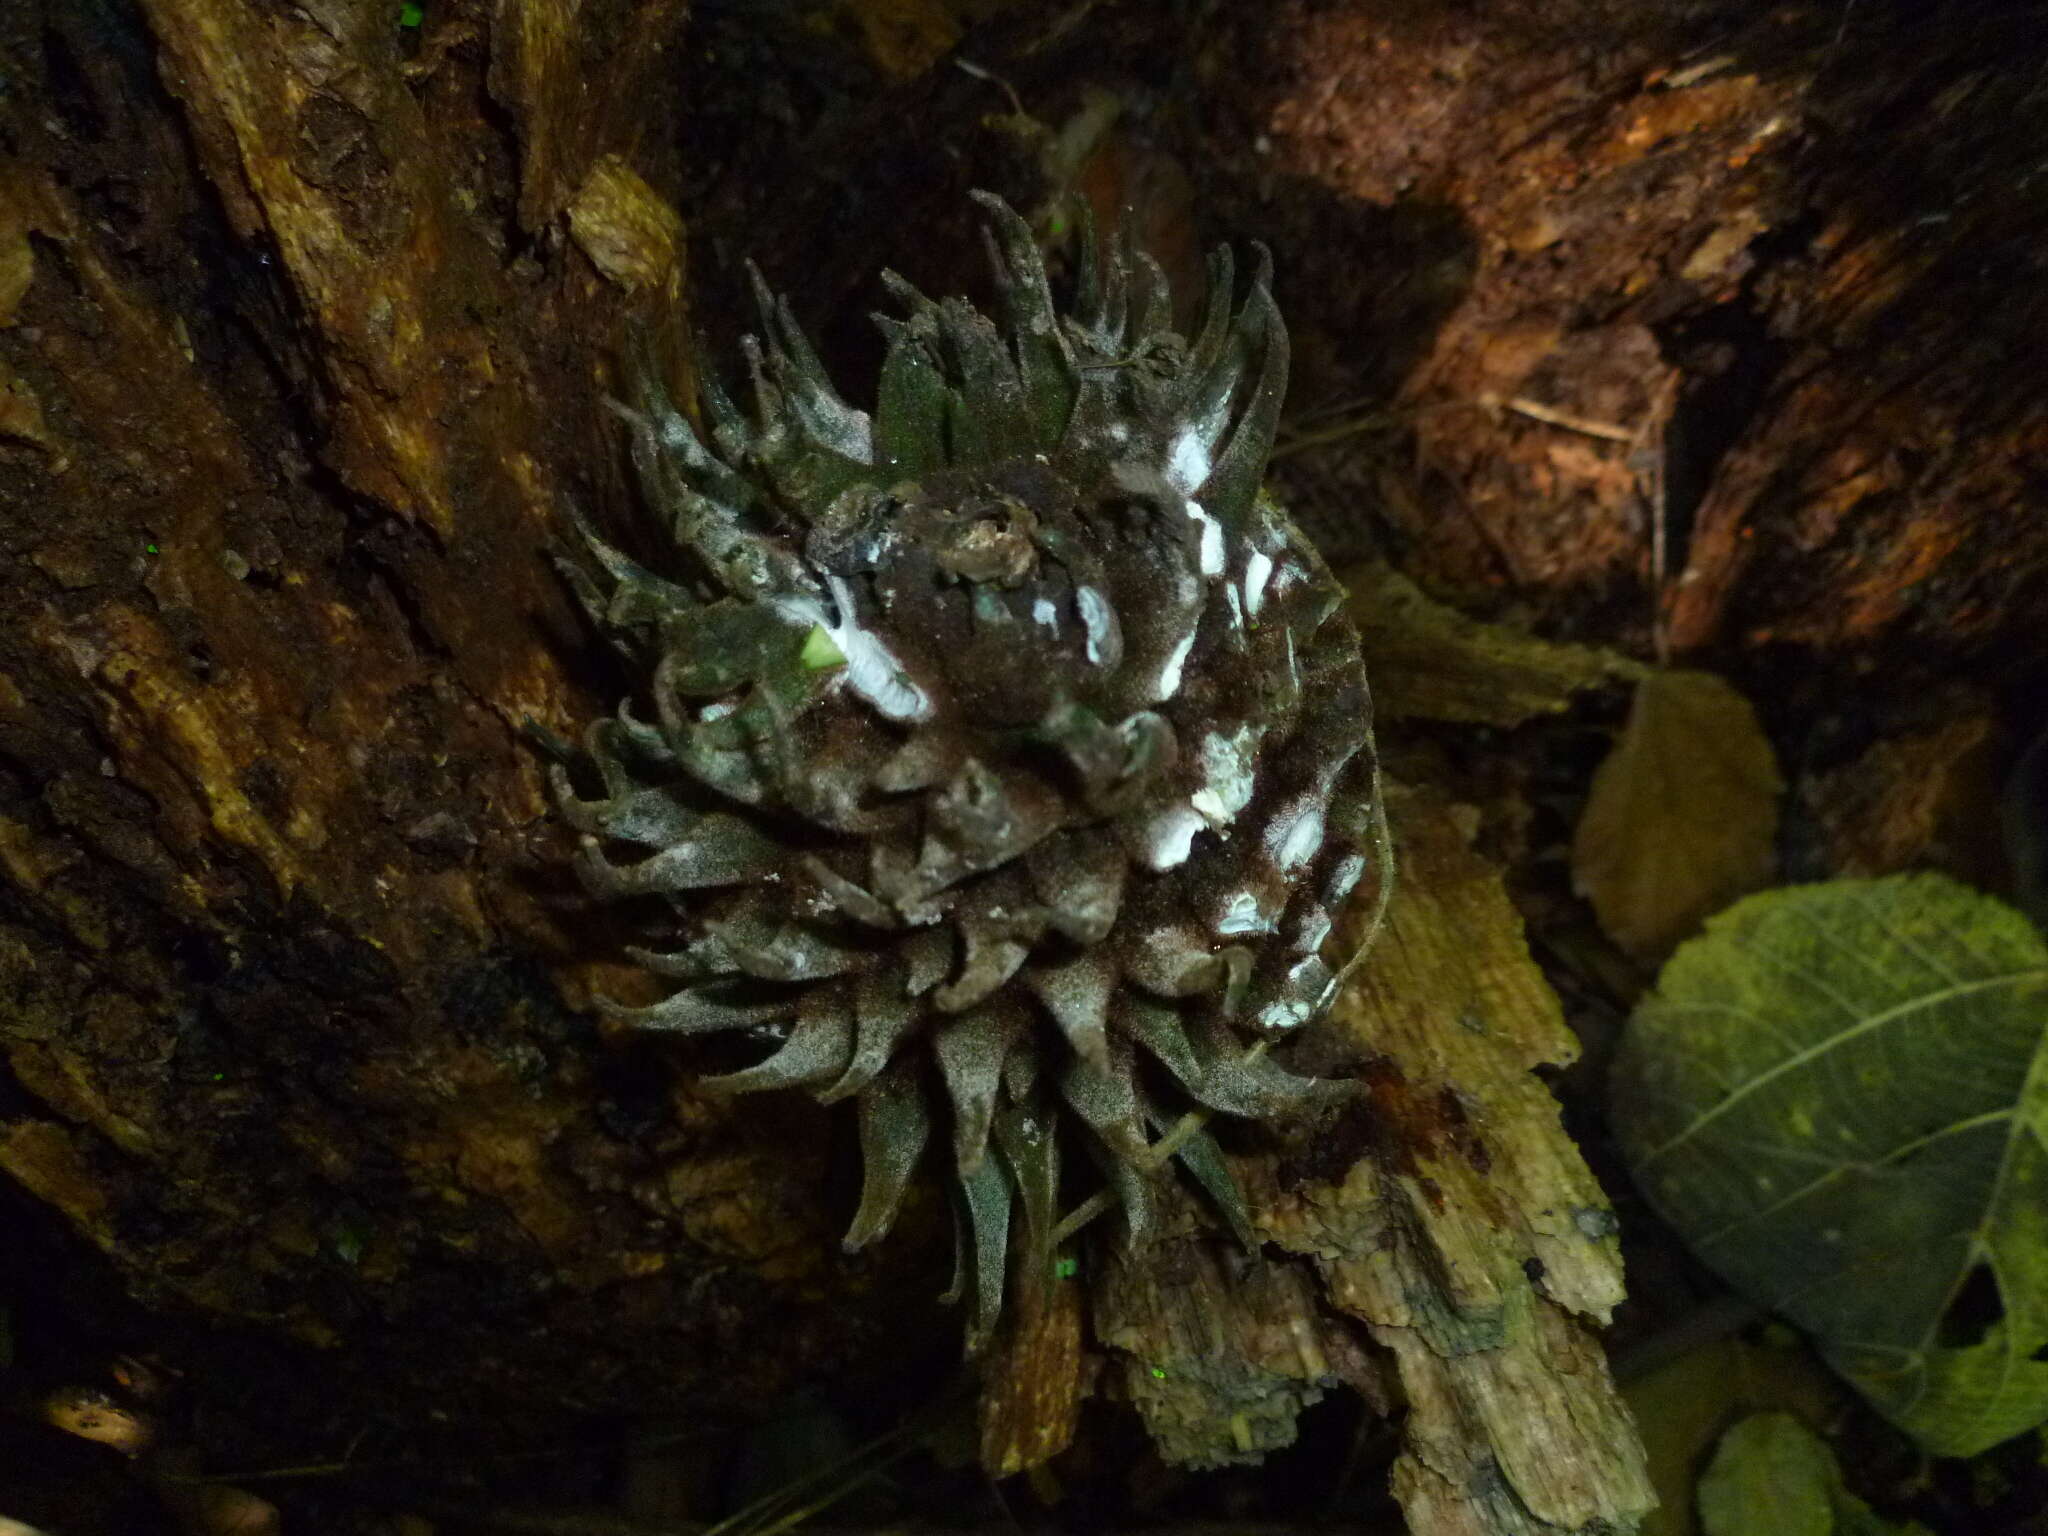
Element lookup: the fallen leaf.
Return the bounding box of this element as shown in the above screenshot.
[0,209,32,326]
[836,0,963,80]
[1342,561,1640,727]
[0,361,54,454]
[1625,1332,1846,1536]
[1697,1412,1836,1536]
[1697,1412,1932,1536]
[1802,692,2002,883]
[42,1387,153,1457]
[1572,668,1782,957]
[1614,873,2048,1456]
[566,156,684,295]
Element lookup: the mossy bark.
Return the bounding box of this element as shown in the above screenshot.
[0,0,934,1459]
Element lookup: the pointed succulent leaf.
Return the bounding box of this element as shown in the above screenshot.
[873,321,951,480]
[547,193,1385,1352]
[969,190,1074,448]
[959,1151,1014,1352]
[1024,953,1116,1070]
[702,986,857,1093]
[1059,1039,1152,1164]
[1166,1120,1259,1251]
[935,1002,1017,1175]
[1197,254,1288,527]
[819,964,922,1103]
[555,781,699,847]
[994,1101,1060,1307]
[1025,829,1128,944]
[571,812,784,897]
[932,913,1032,1014]
[844,1058,931,1250]
[599,985,796,1037]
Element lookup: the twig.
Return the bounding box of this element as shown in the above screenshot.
[1636,367,1682,667]
[161,1424,719,1486]
[1662,55,1736,90]
[1046,1041,1272,1248]
[953,59,1027,120]
[1498,395,1636,443]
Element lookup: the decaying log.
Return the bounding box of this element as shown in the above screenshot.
[0,0,925,1457]
[6,1,2044,1531]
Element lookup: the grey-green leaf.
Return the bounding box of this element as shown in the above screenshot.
[1613,873,2048,1456]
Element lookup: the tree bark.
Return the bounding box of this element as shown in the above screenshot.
[0,0,941,1456]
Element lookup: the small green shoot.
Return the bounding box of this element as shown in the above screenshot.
[800,625,846,671]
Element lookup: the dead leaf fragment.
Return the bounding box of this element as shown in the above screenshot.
[0,359,55,455]
[566,156,684,294]
[839,0,965,80]
[0,215,33,325]
[1572,668,1783,957]
[1625,1334,1846,1536]
[43,1387,154,1457]
[1803,699,2002,883]
[153,1450,282,1536]
[978,1264,1085,1475]
[1342,561,1642,727]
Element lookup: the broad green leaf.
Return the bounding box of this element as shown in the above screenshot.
[1696,1413,1837,1536]
[1627,1333,1846,1536]
[1697,1413,1932,1536]
[1614,874,2048,1456]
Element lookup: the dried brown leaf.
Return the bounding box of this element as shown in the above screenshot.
[978,1260,1085,1475]
[1341,561,1641,727]
[839,0,965,80]
[1572,668,1782,957]
[0,210,32,326]
[0,361,53,453]
[566,155,685,295]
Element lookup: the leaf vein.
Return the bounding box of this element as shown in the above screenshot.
[1639,971,2048,1166]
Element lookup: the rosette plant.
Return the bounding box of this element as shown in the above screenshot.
[543,193,1383,1346]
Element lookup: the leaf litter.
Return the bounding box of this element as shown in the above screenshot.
[1341,560,1643,728]
[1613,873,2048,1456]
[1573,667,1784,958]
[1697,1412,1932,1536]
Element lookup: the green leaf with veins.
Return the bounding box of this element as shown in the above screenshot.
[1613,873,2048,1456]
[1698,1413,1933,1536]
[1696,1412,1838,1536]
